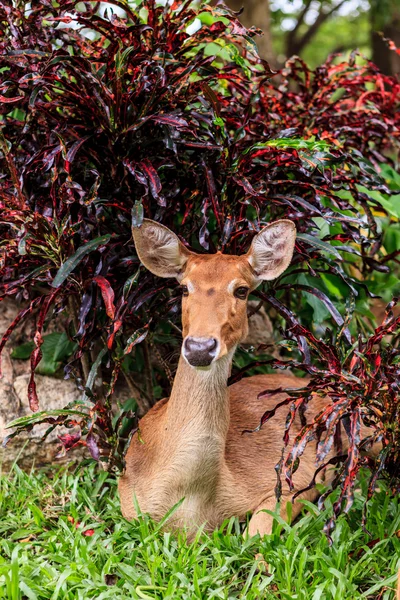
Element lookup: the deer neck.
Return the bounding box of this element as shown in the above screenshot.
[163,354,232,469]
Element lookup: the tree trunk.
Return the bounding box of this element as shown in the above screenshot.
[370,0,400,76]
[285,0,347,59]
[225,0,275,65]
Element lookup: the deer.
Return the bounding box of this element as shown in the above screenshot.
[118,218,336,544]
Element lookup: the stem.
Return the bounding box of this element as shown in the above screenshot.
[0,130,27,210]
[151,341,174,387]
[90,338,108,403]
[247,300,263,319]
[167,319,183,335]
[142,339,155,406]
[122,370,152,416]
[68,296,90,382]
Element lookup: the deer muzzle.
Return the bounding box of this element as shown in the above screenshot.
[183,336,219,367]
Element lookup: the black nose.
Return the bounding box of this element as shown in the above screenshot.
[183,337,218,367]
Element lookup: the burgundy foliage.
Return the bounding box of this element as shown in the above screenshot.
[0,0,399,521]
[251,298,400,538]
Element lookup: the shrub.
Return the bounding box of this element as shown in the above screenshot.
[235,298,400,538]
[1,1,399,525]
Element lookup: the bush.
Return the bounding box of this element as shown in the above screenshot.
[1,1,399,526]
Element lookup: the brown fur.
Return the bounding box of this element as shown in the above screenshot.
[119,218,329,537]
[119,366,329,537]
[397,569,400,600]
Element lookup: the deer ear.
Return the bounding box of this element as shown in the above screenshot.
[132,219,190,280]
[246,220,296,282]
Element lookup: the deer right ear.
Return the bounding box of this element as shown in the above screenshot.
[246,219,296,282]
[132,219,191,280]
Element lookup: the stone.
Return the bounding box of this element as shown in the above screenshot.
[244,301,279,357]
[0,298,85,470]
[0,365,84,471]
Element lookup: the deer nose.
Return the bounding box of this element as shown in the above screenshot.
[183,337,218,367]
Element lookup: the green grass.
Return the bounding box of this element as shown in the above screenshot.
[0,463,399,599]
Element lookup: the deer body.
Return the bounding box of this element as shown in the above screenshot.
[119,362,326,536]
[119,218,329,538]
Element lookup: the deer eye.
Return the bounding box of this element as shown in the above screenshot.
[234,286,249,300]
[181,285,189,297]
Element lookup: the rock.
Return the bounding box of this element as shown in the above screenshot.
[0,366,84,470]
[244,301,279,356]
[0,298,85,470]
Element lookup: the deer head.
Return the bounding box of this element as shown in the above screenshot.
[132,219,296,368]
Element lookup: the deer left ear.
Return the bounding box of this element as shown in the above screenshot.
[246,220,296,282]
[132,219,191,280]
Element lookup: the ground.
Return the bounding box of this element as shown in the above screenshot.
[0,463,399,599]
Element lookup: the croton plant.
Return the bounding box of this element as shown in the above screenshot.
[0,0,399,532]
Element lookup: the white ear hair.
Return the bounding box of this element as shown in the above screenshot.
[132,219,190,279]
[247,220,296,281]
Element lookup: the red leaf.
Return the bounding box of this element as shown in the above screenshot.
[67,516,94,536]
[0,95,24,103]
[0,297,44,378]
[139,159,164,206]
[349,355,359,371]
[83,529,95,537]
[203,163,222,229]
[233,175,259,196]
[152,115,188,128]
[58,432,82,451]
[107,319,123,350]
[86,431,100,461]
[94,276,115,320]
[27,375,40,412]
[28,290,58,412]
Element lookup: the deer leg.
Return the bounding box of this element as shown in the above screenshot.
[247,494,292,538]
[247,495,293,573]
[248,486,321,538]
[247,491,318,571]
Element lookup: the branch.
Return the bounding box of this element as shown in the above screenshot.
[142,339,155,406]
[288,0,348,56]
[0,130,27,210]
[122,371,152,416]
[68,296,90,382]
[290,0,313,37]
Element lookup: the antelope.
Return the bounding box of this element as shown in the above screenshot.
[118,218,332,541]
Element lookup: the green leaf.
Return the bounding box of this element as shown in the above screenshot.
[298,275,330,323]
[11,341,34,360]
[10,528,41,541]
[11,333,76,376]
[266,138,330,151]
[361,571,398,597]
[243,137,331,156]
[6,408,88,429]
[379,163,400,190]
[197,12,229,26]
[35,362,61,376]
[51,234,111,288]
[356,184,400,219]
[82,347,107,402]
[297,233,343,260]
[213,116,225,128]
[384,225,400,254]
[18,233,27,255]
[320,273,345,298]
[19,581,38,600]
[123,267,141,298]
[124,325,150,354]
[41,332,76,363]
[131,201,144,229]
[115,46,136,77]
